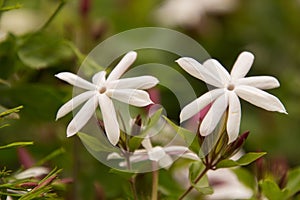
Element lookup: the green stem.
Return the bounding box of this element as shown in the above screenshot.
[178,166,210,200]
[129,176,138,200]
[152,163,159,200]
[39,0,65,31]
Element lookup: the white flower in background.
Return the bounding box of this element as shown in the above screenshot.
[154,0,237,27]
[56,51,159,145]
[108,137,199,169]
[178,51,287,143]
[6,167,49,200]
[205,168,252,200]
[0,9,42,38]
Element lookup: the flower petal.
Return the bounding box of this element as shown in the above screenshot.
[56,91,95,120]
[180,88,224,122]
[227,92,241,144]
[92,71,107,86]
[203,58,230,85]
[230,51,254,79]
[235,85,287,114]
[107,51,137,82]
[55,72,96,90]
[200,93,228,136]
[148,146,166,161]
[98,94,120,145]
[236,76,280,89]
[107,89,153,107]
[108,76,159,89]
[141,137,153,150]
[66,96,98,137]
[158,154,173,168]
[176,57,224,87]
[164,146,199,160]
[14,167,49,179]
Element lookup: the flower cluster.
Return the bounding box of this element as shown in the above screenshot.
[56,50,286,147]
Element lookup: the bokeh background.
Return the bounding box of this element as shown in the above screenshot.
[0,0,299,199]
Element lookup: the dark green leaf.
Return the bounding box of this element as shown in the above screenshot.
[109,168,135,180]
[18,34,72,69]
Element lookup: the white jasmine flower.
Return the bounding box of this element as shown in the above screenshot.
[108,138,199,169]
[0,9,42,36]
[178,51,287,143]
[14,167,49,180]
[154,0,237,27]
[205,168,253,200]
[56,51,159,145]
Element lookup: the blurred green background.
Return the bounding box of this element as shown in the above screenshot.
[0,0,300,199]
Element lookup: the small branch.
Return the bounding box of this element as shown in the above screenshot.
[178,166,210,200]
[152,164,159,200]
[129,177,138,200]
[39,0,66,31]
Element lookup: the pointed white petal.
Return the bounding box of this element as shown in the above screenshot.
[55,72,96,90]
[92,71,107,86]
[200,94,228,136]
[107,51,137,82]
[203,59,230,85]
[180,89,224,122]
[14,167,49,179]
[176,57,224,87]
[56,91,95,120]
[66,96,98,137]
[141,137,153,150]
[164,146,199,160]
[98,95,120,145]
[107,152,123,160]
[236,76,280,89]
[107,89,153,107]
[148,146,166,162]
[158,154,173,168]
[227,92,241,144]
[108,76,159,89]
[235,85,287,114]
[230,52,254,79]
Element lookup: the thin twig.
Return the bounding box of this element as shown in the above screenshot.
[178,166,210,200]
[151,163,159,200]
[39,0,66,31]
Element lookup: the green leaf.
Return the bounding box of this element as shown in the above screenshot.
[216,159,239,168]
[78,132,116,152]
[164,116,200,153]
[259,179,289,200]
[216,152,266,169]
[237,152,266,165]
[188,161,213,195]
[189,161,205,181]
[141,108,163,135]
[109,168,135,180]
[18,34,72,69]
[285,167,300,197]
[233,167,256,190]
[0,141,33,150]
